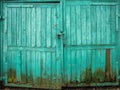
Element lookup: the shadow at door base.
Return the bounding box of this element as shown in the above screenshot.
[0,86,119,90]
[62,86,120,90]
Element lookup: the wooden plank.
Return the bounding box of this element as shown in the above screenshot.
[46,8,51,47]
[110,6,116,44]
[100,49,105,82]
[67,48,71,83]
[96,6,101,44]
[102,6,107,44]
[106,6,111,44]
[26,51,31,83]
[76,50,81,82]
[51,7,56,48]
[51,52,56,88]
[21,7,27,46]
[8,46,55,52]
[21,51,27,83]
[86,50,92,82]
[31,51,36,84]
[81,6,87,45]
[35,51,40,85]
[92,49,96,82]
[3,5,8,84]
[11,8,17,46]
[26,8,31,47]
[41,8,46,47]
[76,6,81,45]
[41,52,46,87]
[91,6,96,45]
[17,7,22,46]
[101,6,104,44]
[16,51,21,83]
[71,50,76,82]
[7,8,11,46]
[36,7,41,47]
[7,51,12,83]
[31,7,35,47]
[45,52,51,87]
[86,6,91,45]
[70,6,76,45]
[64,44,115,50]
[91,3,116,6]
[66,6,70,45]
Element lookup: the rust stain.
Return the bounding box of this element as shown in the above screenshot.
[7,68,16,83]
[105,49,111,81]
[92,68,105,83]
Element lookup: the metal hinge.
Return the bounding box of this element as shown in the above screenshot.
[0,16,5,20]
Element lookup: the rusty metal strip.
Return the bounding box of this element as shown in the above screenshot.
[105,49,111,81]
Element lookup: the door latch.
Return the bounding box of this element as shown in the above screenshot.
[56,31,64,38]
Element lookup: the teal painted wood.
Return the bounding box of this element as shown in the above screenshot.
[3,2,62,89]
[0,2,2,80]
[63,1,118,86]
[1,0,120,89]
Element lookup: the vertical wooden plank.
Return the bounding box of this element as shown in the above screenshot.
[86,49,92,82]
[26,51,30,83]
[51,52,56,88]
[46,52,51,87]
[81,6,86,45]
[91,6,97,45]
[71,50,76,82]
[76,6,81,45]
[31,51,35,84]
[31,8,35,47]
[81,50,86,82]
[17,7,22,46]
[26,8,31,47]
[110,49,116,81]
[110,6,116,44]
[66,6,71,46]
[101,49,105,82]
[92,49,96,82]
[16,51,21,83]
[12,8,17,46]
[76,50,81,82]
[51,7,56,48]
[96,6,101,44]
[21,51,25,83]
[22,8,27,47]
[41,52,46,87]
[46,8,51,47]
[101,6,104,44]
[35,51,40,85]
[12,51,17,83]
[104,6,108,44]
[7,8,11,46]
[86,6,91,45]
[67,48,71,83]
[41,8,46,48]
[7,51,12,83]
[3,5,8,84]
[36,7,41,47]
[106,6,111,44]
[70,6,76,45]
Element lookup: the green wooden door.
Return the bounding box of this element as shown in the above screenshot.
[63,1,117,86]
[3,2,62,89]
